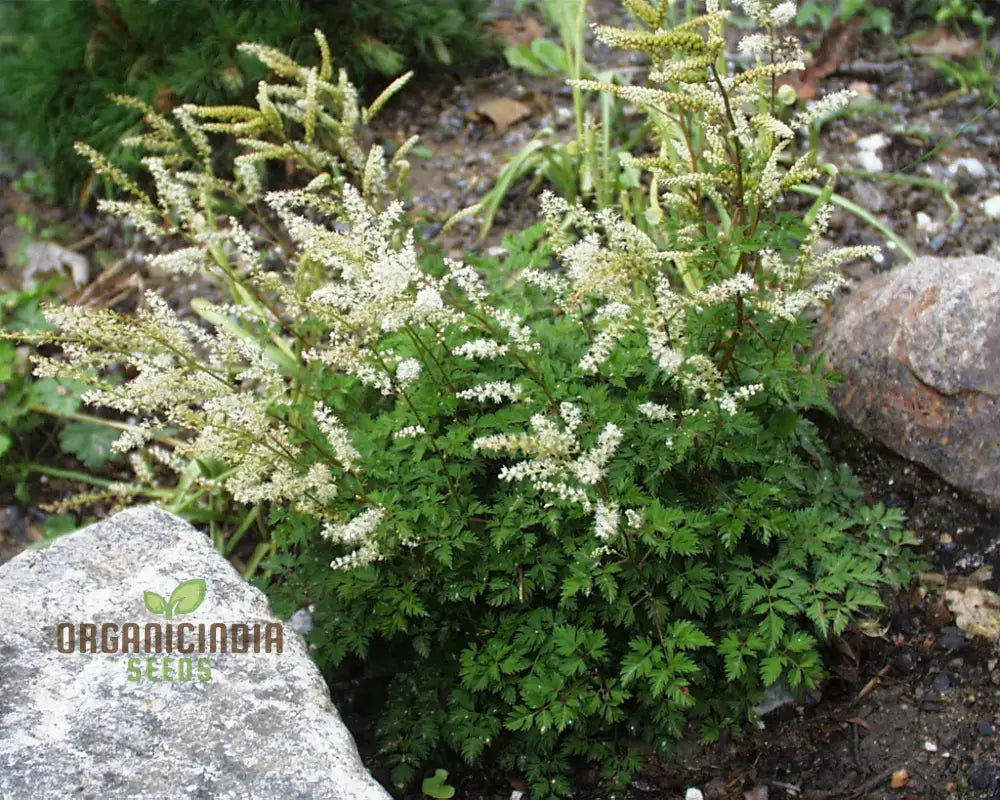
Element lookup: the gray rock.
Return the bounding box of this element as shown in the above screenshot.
[850,179,889,213]
[0,506,391,800]
[289,608,315,637]
[814,256,1000,510]
[753,678,796,717]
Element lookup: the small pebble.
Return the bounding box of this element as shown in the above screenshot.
[946,157,987,179]
[916,211,937,232]
[951,166,979,196]
[287,608,313,636]
[857,132,890,152]
[924,740,938,752]
[984,195,1000,219]
[686,789,705,800]
[932,673,952,692]
[856,150,884,173]
[554,105,574,126]
[970,763,1000,790]
[938,626,966,651]
[976,720,994,737]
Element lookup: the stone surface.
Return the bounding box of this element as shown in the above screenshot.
[0,506,391,800]
[814,255,1000,510]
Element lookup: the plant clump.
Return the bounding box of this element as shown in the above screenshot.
[24,5,920,796]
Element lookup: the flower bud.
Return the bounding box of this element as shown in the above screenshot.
[777,84,798,106]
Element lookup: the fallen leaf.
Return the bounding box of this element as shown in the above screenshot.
[853,676,880,703]
[476,97,531,133]
[891,768,909,789]
[22,241,89,290]
[793,16,864,99]
[489,16,545,46]
[944,585,1000,641]
[904,25,978,57]
[67,257,138,309]
[856,618,889,638]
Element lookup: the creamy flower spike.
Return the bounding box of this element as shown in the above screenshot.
[35,9,884,565]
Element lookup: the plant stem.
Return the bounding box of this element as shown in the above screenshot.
[792,185,917,260]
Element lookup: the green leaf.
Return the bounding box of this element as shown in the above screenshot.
[168,578,207,615]
[768,407,799,438]
[422,769,455,799]
[760,654,783,686]
[144,591,166,615]
[29,513,80,549]
[503,44,548,77]
[27,378,85,416]
[58,421,120,470]
[530,38,570,73]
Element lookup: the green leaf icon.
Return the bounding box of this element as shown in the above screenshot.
[167,578,206,618]
[421,769,455,799]
[144,591,166,615]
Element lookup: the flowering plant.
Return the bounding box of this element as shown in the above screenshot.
[26,5,919,795]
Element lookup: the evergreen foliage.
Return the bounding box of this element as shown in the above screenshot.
[0,0,488,201]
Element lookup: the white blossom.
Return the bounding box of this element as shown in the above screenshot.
[718,383,764,415]
[313,405,361,471]
[570,423,623,485]
[394,425,425,439]
[396,357,422,385]
[638,402,676,422]
[769,1,796,25]
[738,33,772,57]
[594,501,621,542]
[110,426,153,454]
[451,339,509,360]
[456,381,523,404]
[625,508,644,529]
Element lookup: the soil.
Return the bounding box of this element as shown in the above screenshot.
[1,0,1000,797]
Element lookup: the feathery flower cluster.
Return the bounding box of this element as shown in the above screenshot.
[31,1,884,572]
[473,407,626,535]
[396,358,423,385]
[322,507,385,570]
[594,501,621,542]
[638,402,676,422]
[456,382,524,404]
[452,339,509,360]
[313,406,361,472]
[718,383,764,415]
[394,425,426,439]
